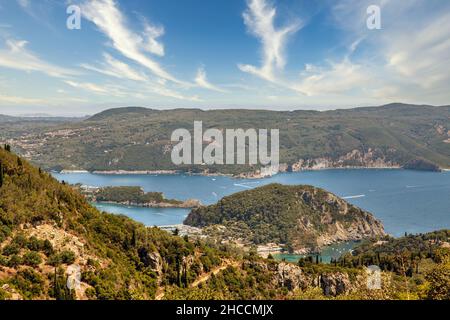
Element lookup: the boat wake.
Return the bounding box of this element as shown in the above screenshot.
[342,194,366,199]
[233,183,253,189]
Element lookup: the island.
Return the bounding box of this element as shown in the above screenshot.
[184,183,386,255]
[75,185,201,208]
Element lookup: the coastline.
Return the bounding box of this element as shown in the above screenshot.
[56,165,442,179]
[94,199,201,209]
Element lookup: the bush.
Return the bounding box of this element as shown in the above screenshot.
[7,254,22,268]
[23,251,42,267]
[47,253,62,267]
[47,250,76,266]
[12,268,44,299]
[60,250,76,264]
[2,243,20,256]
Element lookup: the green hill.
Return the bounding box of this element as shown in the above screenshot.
[2,103,450,173]
[0,146,241,299]
[184,184,385,252]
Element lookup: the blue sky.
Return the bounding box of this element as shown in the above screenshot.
[0,0,449,115]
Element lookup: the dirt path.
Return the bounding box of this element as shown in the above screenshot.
[155,287,165,300]
[154,260,239,299]
[190,260,239,288]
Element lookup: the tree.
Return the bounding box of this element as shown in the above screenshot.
[0,161,3,188]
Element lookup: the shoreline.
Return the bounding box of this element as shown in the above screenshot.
[94,199,200,209]
[56,165,447,178]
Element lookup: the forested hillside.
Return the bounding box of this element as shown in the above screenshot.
[184,184,385,252]
[1,103,450,174]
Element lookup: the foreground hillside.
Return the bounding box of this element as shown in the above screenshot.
[184,184,385,253]
[0,147,449,300]
[0,146,239,299]
[2,103,450,174]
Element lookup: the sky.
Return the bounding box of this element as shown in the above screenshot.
[0,0,449,116]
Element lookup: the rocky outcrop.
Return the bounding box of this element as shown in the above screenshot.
[289,148,400,171]
[138,248,163,274]
[320,273,352,296]
[245,260,356,297]
[275,262,311,291]
[403,158,441,172]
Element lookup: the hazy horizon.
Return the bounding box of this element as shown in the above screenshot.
[1,101,450,118]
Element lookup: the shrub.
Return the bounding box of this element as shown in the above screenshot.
[60,250,76,264]
[7,254,23,268]
[12,268,44,299]
[23,251,42,267]
[2,243,20,256]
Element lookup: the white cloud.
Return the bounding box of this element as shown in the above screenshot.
[195,67,227,93]
[238,0,302,82]
[147,85,202,102]
[143,23,165,57]
[0,93,43,105]
[64,80,110,95]
[81,0,183,84]
[0,39,78,78]
[81,53,148,82]
[294,59,370,96]
[385,11,450,90]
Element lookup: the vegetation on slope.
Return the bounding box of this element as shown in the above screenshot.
[0,147,449,300]
[0,146,232,299]
[184,184,385,252]
[2,103,450,173]
[336,230,450,300]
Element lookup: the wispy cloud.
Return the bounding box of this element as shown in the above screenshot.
[238,0,302,82]
[0,39,78,78]
[294,59,370,96]
[64,80,111,95]
[195,67,227,93]
[0,93,43,104]
[81,53,148,82]
[385,11,450,90]
[147,84,202,102]
[327,0,450,102]
[80,0,183,85]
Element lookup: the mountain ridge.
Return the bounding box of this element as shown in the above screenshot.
[2,103,450,173]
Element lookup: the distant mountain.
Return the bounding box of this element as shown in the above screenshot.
[0,114,84,123]
[184,183,385,253]
[87,106,157,122]
[2,103,450,173]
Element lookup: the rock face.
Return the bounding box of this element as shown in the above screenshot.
[245,260,355,297]
[138,248,163,274]
[289,148,401,171]
[185,184,386,252]
[320,273,352,296]
[275,262,311,291]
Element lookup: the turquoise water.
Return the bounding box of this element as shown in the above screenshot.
[273,241,359,264]
[53,169,450,237]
